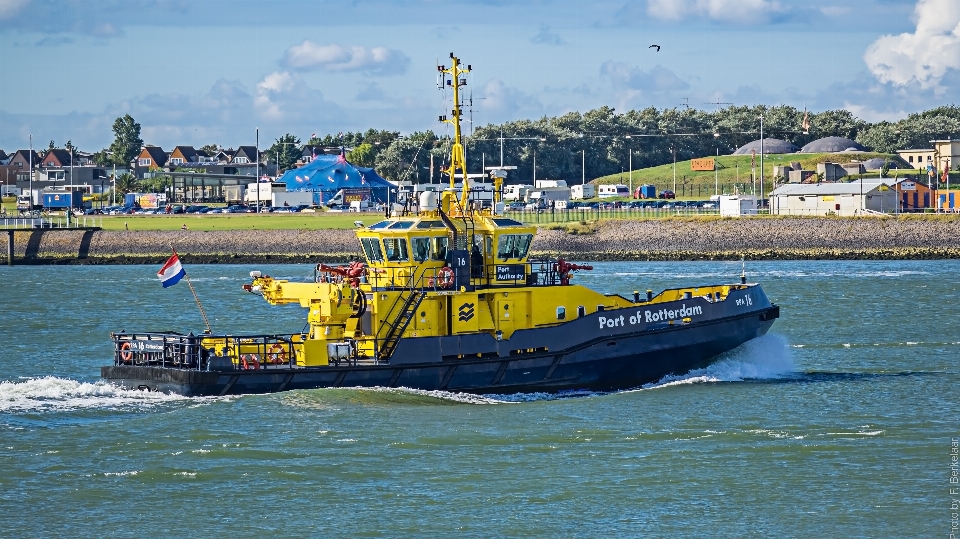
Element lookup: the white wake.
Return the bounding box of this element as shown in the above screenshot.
[640,333,796,390]
[0,376,192,413]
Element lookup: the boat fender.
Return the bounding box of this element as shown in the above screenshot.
[120,342,133,363]
[267,344,287,365]
[241,354,260,370]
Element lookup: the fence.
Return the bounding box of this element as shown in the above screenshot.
[0,216,103,230]
[506,206,721,224]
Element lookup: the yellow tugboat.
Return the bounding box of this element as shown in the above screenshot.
[103,53,779,396]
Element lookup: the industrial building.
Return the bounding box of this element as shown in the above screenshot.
[769,182,897,216]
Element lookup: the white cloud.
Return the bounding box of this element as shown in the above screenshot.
[645,0,782,23]
[843,102,908,123]
[863,0,960,91]
[255,71,300,120]
[254,70,346,129]
[282,41,410,75]
[0,0,30,20]
[531,24,567,46]
[478,79,544,121]
[600,61,689,92]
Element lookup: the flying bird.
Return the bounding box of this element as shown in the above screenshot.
[649,44,660,52]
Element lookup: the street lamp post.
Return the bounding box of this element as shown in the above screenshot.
[759,113,765,203]
[28,134,32,208]
[255,127,260,213]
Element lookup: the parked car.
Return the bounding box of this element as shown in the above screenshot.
[659,190,676,199]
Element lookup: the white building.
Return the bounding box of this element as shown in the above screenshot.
[719,195,758,217]
[769,182,897,216]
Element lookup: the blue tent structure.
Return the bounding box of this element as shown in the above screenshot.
[277,153,393,204]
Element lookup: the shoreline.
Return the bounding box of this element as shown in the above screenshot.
[6,217,960,264]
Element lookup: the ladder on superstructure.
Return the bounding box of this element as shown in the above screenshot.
[376,288,425,361]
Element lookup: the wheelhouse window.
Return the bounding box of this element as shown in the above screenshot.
[383,237,409,262]
[368,220,393,229]
[412,237,431,262]
[360,237,384,263]
[387,221,415,230]
[416,220,446,229]
[432,236,449,261]
[496,234,533,260]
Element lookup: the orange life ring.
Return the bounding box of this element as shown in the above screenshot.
[241,354,260,370]
[436,266,455,289]
[267,344,287,365]
[120,342,133,363]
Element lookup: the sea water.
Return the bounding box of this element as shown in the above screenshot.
[0,261,957,537]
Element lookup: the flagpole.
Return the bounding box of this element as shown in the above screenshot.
[171,246,211,333]
[184,272,212,333]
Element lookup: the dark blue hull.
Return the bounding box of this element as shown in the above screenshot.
[102,305,778,396]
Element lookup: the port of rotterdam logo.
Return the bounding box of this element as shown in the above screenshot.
[458,302,475,322]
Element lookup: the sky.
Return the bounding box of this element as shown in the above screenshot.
[1,0,959,153]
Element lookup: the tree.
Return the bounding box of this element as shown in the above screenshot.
[113,173,139,195]
[92,150,112,167]
[266,133,301,172]
[141,175,172,194]
[347,143,376,167]
[200,144,221,157]
[108,114,143,167]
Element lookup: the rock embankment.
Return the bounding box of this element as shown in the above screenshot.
[9,217,960,264]
[531,217,960,260]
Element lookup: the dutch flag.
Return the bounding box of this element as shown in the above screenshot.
[157,252,186,288]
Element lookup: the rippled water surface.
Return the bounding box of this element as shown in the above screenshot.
[1,260,957,537]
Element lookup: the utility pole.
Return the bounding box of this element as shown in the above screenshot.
[759,113,765,204]
[256,127,260,213]
[582,149,585,185]
[28,135,32,208]
[672,146,677,194]
[629,149,632,196]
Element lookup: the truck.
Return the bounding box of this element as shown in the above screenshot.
[245,182,286,205]
[503,184,532,201]
[526,186,571,209]
[570,184,594,200]
[124,192,167,209]
[17,189,44,211]
[272,191,313,208]
[223,185,245,205]
[324,188,372,208]
[635,184,657,199]
[42,190,85,211]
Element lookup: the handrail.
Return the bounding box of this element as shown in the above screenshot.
[112,331,299,370]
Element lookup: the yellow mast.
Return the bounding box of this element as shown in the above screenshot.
[438,53,470,214]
